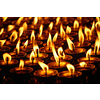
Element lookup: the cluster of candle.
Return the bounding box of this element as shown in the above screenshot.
[0,17,100,84]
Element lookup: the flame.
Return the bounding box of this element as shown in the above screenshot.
[78,26,84,45]
[33,44,39,56]
[49,22,53,30]
[33,17,38,25]
[16,17,24,25]
[19,27,24,37]
[53,32,58,42]
[0,28,4,35]
[67,64,75,74]
[86,48,92,58]
[66,36,75,51]
[38,17,42,20]
[55,17,60,25]
[38,61,49,72]
[9,30,18,42]
[39,24,43,37]
[0,40,6,47]
[8,25,15,32]
[30,51,35,62]
[97,31,100,40]
[96,17,100,21]
[22,22,27,31]
[91,21,95,32]
[2,17,8,22]
[79,62,87,67]
[66,26,71,34]
[58,47,65,59]
[30,30,35,43]
[23,40,28,48]
[60,24,65,38]
[73,20,79,28]
[47,33,52,50]
[3,53,11,64]
[84,26,92,40]
[52,43,59,65]
[95,21,100,31]
[19,59,24,68]
[77,17,82,21]
[16,39,20,54]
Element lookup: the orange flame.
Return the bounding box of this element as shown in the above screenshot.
[53,32,58,42]
[66,26,71,34]
[0,28,4,35]
[33,44,39,57]
[66,64,75,74]
[73,20,79,28]
[30,51,35,62]
[30,30,35,41]
[58,47,65,59]
[8,25,15,32]
[10,30,18,42]
[55,17,60,25]
[22,22,27,31]
[49,22,53,30]
[23,40,28,48]
[97,31,100,40]
[77,17,82,21]
[16,17,24,25]
[84,26,92,40]
[33,17,38,25]
[78,26,84,45]
[60,24,65,38]
[95,21,100,31]
[96,17,100,21]
[2,17,8,22]
[3,53,11,64]
[39,24,43,37]
[0,40,6,47]
[66,36,75,51]
[79,62,87,67]
[19,27,24,37]
[47,33,52,50]
[91,21,95,33]
[16,39,20,54]
[86,48,92,58]
[19,59,24,68]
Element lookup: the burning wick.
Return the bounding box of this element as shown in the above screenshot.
[79,62,87,68]
[95,46,97,55]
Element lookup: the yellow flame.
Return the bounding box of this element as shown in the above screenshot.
[53,32,58,42]
[96,17,100,21]
[3,53,11,64]
[58,47,65,59]
[33,44,39,56]
[0,28,4,35]
[66,26,71,34]
[66,64,75,74]
[86,48,92,58]
[33,17,38,25]
[38,61,49,72]
[97,31,100,40]
[16,39,20,54]
[79,62,87,67]
[22,22,27,31]
[16,17,24,25]
[8,25,15,32]
[66,36,75,51]
[73,20,79,28]
[95,21,100,31]
[47,33,52,49]
[23,40,28,48]
[78,26,84,45]
[0,40,6,47]
[30,51,35,62]
[19,27,24,37]
[19,59,24,68]
[2,17,8,22]
[49,22,53,30]
[91,21,95,32]
[10,30,18,42]
[55,17,60,25]
[60,24,65,38]
[39,24,43,37]
[84,26,92,40]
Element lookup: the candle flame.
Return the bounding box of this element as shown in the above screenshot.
[77,17,82,22]
[91,21,95,33]
[8,25,15,32]
[58,47,65,59]
[95,20,100,31]
[47,33,52,50]
[23,40,28,48]
[16,39,20,54]
[30,51,35,62]
[73,20,79,28]
[30,30,35,41]
[19,27,24,37]
[33,44,39,56]
[96,17,100,22]
[2,17,8,22]
[55,17,60,25]
[97,31,100,40]
[3,53,11,64]
[0,40,6,47]
[19,59,24,68]
[53,32,58,42]
[60,24,65,38]
[66,64,75,74]
[79,62,87,67]
[86,48,92,58]
[10,30,18,42]
[33,17,38,25]
[66,26,71,34]
[22,22,27,31]
[0,28,4,35]
[16,17,24,25]
[49,22,53,30]
[39,24,43,37]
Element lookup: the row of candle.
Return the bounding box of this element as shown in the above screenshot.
[0,17,100,84]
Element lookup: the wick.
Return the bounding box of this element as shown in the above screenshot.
[36,49,39,57]
[6,57,9,65]
[72,44,75,52]
[44,68,47,77]
[11,36,14,43]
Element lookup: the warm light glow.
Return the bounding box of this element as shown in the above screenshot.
[60,24,65,38]
[30,30,35,41]
[47,33,52,50]
[66,36,75,51]
[97,31,100,40]
[0,40,6,47]
[19,59,24,68]
[38,17,42,20]
[33,17,38,25]
[66,26,71,34]
[19,27,24,37]
[16,39,20,54]
[91,21,95,33]
[2,17,8,22]
[30,51,35,62]
[58,47,65,59]
[33,44,39,57]
[8,25,15,32]
[55,17,60,25]
[23,40,28,48]
[0,28,4,35]
[73,20,79,28]
[10,30,18,42]
[79,62,87,67]
[78,26,84,45]
[3,53,11,64]
[95,21,100,31]
[86,48,92,58]
[49,22,53,30]
[38,61,49,72]
[84,26,92,40]
[39,24,43,37]
[96,17,100,21]
[16,17,24,25]
[53,32,58,42]
[77,17,82,21]
[67,64,75,74]
[22,22,27,31]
